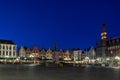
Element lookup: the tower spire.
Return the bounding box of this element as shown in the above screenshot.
[101,24,107,40]
[54,42,57,51]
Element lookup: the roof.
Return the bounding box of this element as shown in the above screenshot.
[107,36,120,41]
[0,39,15,44]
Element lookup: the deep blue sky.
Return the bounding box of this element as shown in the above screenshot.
[0,0,120,50]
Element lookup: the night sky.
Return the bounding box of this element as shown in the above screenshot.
[0,0,120,50]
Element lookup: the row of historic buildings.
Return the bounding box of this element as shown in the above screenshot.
[18,46,83,62]
[0,40,84,62]
[0,24,120,64]
[0,39,96,63]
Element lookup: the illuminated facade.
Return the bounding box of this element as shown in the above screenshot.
[46,48,52,59]
[73,49,82,61]
[26,48,31,57]
[31,45,39,58]
[96,24,120,62]
[96,24,107,59]
[0,40,17,59]
[85,47,96,60]
[106,37,120,57]
[59,49,64,60]
[83,47,96,63]
[101,24,107,40]
[40,48,46,59]
[64,50,72,60]
[18,46,32,60]
[19,46,26,58]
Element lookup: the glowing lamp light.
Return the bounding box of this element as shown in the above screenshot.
[16,58,19,61]
[115,56,120,60]
[96,58,101,61]
[101,32,107,36]
[91,59,95,62]
[85,57,89,60]
[64,58,71,60]
[5,56,9,58]
[106,58,110,61]
[29,55,34,58]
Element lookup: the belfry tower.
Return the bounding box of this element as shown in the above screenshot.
[101,24,107,62]
[101,24,107,40]
[96,24,107,62]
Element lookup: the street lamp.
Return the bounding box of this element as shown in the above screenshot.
[115,56,120,60]
[106,58,110,61]
[29,55,34,60]
[85,56,89,64]
[85,56,89,60]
